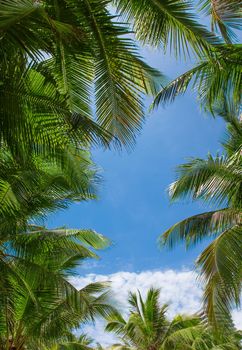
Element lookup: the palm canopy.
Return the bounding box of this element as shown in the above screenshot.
[112,1,240,115]
[0,226,114,350]
[160,111,242,329]
[106,288,170,349]
[0,0,166,155]
[1,0,229,157]
[0,147,99,235]
[48,334,95,350]
[105,288,241,350]
[0,143,114,350]
[113,0,221,57]
[150,0,242,114]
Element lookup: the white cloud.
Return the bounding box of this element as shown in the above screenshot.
[232,309,242,330]
[71,270,202,317]
[77,320,117,346]
[70,269,241,346]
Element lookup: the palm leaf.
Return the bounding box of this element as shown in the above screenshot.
[152,45,242,113]
[168,154,242,207]
[160,117,242,329]
[114,0,221,57]
[161,208,241,249]
[198,0,242,43]
[197,225,242,329]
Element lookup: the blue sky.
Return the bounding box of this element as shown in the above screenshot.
[48,47,226,276]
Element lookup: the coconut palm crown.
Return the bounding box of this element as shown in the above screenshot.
[160,106,242,329]
[105,288,241,350]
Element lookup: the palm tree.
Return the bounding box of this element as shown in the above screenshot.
[49,334,95,350]
[160,108,242,329]
[106,288,170,350]
[0,226,114,350]
[113,0,220,56]
[0,147,98,236]
[0,0,225,160]
[0,0,166,156]
[151,0,242,114]
[0,148,113,349]
[105,288,241,350]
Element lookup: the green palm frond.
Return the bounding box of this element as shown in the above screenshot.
[151,62,206,107]
[168,153,242,207]
[106,289,241,350]
[163,315,203,350]
[0,228,113,348]
[65,0,163,147]
[1,61,116,159]
[6,228,110,274]
[106,312,127,336]
[198,0,242,43]
[108,346,133,350]
[0,148,98,229]
[161,208,241,249]
[217,103,242,155]
[0,147,112,347]
[0,0,165,155]
[197,225,242,329]
[152,45,242,113]
[160,116,242,328]
[107,289,169,349]
[113,0,221,57]
[0,0,51,60]
[1,228,110,294]
[54,333,94,350]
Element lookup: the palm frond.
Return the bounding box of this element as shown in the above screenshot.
[152,45,242,113]
[0,0,50,60]
[197,225,242,329]
[163,315,203,350]
[168,154,242,208]
[114,0,221,57]
[0,233,113,348]
[0,148,97,226]
[151,63,206,108]
[198,0,242,43]
[63,0,164,147]
[161,208,241,249]
[160,116,242,328]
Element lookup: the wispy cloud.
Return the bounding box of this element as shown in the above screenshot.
[232,310,242,330]
[70,269,242,346]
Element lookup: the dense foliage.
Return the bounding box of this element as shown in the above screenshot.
[160,105,242,329]
[105,288,241,350]
[0,0,241,348]
[0,227,113,350]
[0,151,113,350]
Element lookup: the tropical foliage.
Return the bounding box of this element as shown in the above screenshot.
[152,44,242,114]
[0,148,112,349]
[152,1,242,113]
[0,147,98,231]
[0,224,113,350]
[0,0,167,155]
[0,0,241,348]
[105,288,241,350]
[113,0,220,56]
[199,0,242,43]
[160,107,242,329]
[48,334,95,350]
[1,0,234,157]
